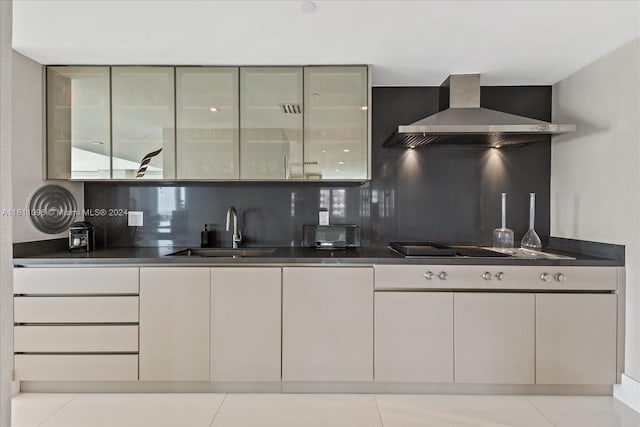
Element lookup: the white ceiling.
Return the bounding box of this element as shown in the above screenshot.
[12,0,640,86]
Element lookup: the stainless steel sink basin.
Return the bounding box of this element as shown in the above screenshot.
[167,248,278,258]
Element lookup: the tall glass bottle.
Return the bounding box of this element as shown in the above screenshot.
[521,192,542,250]
[493,193,514,248]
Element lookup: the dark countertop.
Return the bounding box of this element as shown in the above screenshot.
[12,244,624,267]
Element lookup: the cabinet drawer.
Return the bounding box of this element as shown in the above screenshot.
[14,268,139,294]
[376,265,493,289]
[515,267,618,291]
[15,325,138,352]
[14,296,139,323]
[14,354,138,381]
[375,265,618,291]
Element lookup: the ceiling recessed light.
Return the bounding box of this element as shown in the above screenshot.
[360,106,368,111]
[343,149,350,153]
[300,1,316,13]
[338,161,344,165]
[92,141,104,145]
[322,150,327,153]
[209,107,219,112]
[409,146,415,149]
[335,169,340,172]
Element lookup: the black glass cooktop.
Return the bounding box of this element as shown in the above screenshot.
[389,242,511,258]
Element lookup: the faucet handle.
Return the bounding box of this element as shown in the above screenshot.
[235,230,243,243]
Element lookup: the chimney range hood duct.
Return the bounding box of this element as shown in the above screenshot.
[383,74,576,148]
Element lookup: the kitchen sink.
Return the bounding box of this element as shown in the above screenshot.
[167,248,278,258]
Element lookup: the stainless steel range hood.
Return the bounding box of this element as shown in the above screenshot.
[383,74,576,148]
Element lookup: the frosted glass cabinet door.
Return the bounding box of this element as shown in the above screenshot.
[304,66,368,180]
[47,66,111,179]
[176,67,239,179]
[240,67,303,180]
[111,67,175,179]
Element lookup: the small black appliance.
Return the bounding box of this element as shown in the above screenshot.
[68,221,95,252]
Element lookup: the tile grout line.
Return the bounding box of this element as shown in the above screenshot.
[521,396,558,427]
[34,394,81,427]
[373,394,385,427]
[208,393,228,427]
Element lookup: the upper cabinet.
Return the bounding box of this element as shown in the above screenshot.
[111,67,175,180]
[240,67,303,180]
[304,66,369,180]
[47,66,111,179]
[46,65,369,181]
[176,67,239,179]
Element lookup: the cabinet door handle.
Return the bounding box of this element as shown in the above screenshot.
[437,271,447,280]
[284,155,288,180]
[482,272,492,280]
[495,272,505,281]
[424,271,434,280]
[540,272,551,282]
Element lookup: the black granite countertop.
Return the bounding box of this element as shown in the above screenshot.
[12,240,624,267]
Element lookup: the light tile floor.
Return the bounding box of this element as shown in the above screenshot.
[11,393,640,427]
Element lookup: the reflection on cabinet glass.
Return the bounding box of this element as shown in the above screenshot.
[240,67,303,180]
[47,65,370,181]
[112,67,175,179]
[47,66,111,179]
[176,67,239,179]
[304,66,368,180]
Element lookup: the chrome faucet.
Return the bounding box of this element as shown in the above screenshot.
[225,206,242,249]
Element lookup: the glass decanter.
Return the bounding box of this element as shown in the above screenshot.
[521,192,542,250]
[493,192,514,248]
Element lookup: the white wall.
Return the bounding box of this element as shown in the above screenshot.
[551,37,640,381]
[11,52,83,243]
[0,0,14,425]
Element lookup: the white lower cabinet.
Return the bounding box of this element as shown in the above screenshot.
[139,267,210,381]
[536,293,617,385]
[13,267,141,382]
[454,293,535,384]
[210,267,282,382]
[282,267,374,382]
[14,264,620,390]
[375,292,453,383]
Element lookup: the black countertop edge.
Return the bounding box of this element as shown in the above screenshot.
[548,237,624,263]
[12,244,624,267]
[13,238,68,258]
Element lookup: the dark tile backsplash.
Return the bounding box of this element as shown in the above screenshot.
[86,182,371,248]
[85,86,552,248]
